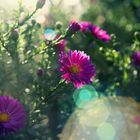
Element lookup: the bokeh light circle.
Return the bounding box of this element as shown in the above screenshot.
[73,85,98,109]
[61,96,140,140]
[44,29,57,41]
[97,122,116,140]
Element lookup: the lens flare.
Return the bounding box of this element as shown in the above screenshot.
[73,85,98,108]
[77,99,110,127]
[44,29,57,41]
[61,96,140,140]
[97,122,116,140]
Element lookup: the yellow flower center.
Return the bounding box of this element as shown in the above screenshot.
[69,64,80,74]
[0,112,10,123]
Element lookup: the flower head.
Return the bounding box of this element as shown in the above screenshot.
[79,21,92,33]
[92,25,110,42]
[59,50,96,88]
[66,20,80,36]
[0,96,25,135]
[132,51,140,66]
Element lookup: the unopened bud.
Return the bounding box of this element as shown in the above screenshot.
[36,0,46,10]
[66,20,80,37]
[37,68,44,77]
[19,12,28,26]
[55,21,63,30]
[11,29,19,40]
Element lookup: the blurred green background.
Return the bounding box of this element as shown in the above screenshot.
[0,0,140,139]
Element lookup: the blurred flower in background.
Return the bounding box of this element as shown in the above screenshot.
[80,21,92,33]
[0,96,25,135]
[92,25,110,42]
[132,51,140,66]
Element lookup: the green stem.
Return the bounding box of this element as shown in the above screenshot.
[4,9,37,38]
[0,35,10,53]
[51,35,65,46]
[18,9,37,27]
[44,79,66,102]
[36,79,66,109]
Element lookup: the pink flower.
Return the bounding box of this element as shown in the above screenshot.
[59,50,96,88]
[92,25,110,42]
[79,21,92,33]
[132,51,140,66]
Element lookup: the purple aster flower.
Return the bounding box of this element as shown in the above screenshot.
[132,51,140,66]
[59,50,96,88]
[0,96,25,135]
[37,68,44,77]
[79,21,92,33]
[66,20,80,36]
[91,25,110,42]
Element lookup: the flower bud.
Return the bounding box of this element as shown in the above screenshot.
[55,21,63,30]
[37,68,44,77]
[19,12,28,26]
[66,20,80,37]
[11,29,19,40]
[36,0,46,9]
